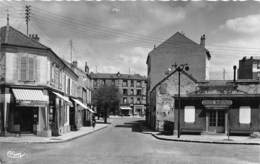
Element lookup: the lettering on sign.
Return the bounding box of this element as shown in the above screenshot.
[202,100,232,106]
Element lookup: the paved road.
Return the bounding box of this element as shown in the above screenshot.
[0,117,259,164]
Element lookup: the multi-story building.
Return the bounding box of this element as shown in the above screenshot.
[91,72,147,116]
[238,56,260,80]
[0,24,90,137]
[146,32,211,127]
[65,60,94,129]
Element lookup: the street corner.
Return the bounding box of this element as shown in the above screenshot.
[150,133,260,145]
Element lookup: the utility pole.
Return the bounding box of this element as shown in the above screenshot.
[6,9,9,26]
[25,5,31,36]
[70,40,72,62]
[223,68,226,80]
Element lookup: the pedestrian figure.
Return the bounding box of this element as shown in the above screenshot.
[92,115,96,129]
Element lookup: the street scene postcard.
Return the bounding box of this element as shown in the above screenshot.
[0,0,260,164]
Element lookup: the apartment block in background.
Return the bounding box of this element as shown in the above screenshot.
[91,72,147,116]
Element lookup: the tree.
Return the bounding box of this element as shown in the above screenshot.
[93,85,121,123]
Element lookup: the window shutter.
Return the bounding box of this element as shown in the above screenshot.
[20,56,27,81]
[239,106,251,124]
[35,57,40,82]
[28,57,34,81]
[184,106,195,123]
[16,55,21,81]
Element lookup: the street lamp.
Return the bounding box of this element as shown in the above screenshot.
[169,63,189,138]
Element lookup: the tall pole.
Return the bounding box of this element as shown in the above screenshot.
[70,40,73,62]
[177,68,181,138]
[25,5,31,36]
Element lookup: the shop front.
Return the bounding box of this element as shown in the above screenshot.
[50,91,72,136]
[71,98,94,130]
[176,95,260,135]
[202,100,232,134]
[6,88,50,137]
[120,106,132,116]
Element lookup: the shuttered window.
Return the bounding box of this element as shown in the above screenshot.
[184,106,195,123]
[20,57,27,81]
[19,56,36,81]
[239,106,251,124]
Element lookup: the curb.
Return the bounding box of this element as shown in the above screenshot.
[149,133,260,145]
[0,125,109,144]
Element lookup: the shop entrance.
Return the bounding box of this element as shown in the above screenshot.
[208,110,225,133]
[15,107,38,133]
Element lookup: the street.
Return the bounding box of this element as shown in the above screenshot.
[0,117,259,164]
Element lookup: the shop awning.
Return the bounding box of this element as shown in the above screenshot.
[120,106,132,110]
[12,89,48,102]
[53,92,72,106]
[72,98,94,113]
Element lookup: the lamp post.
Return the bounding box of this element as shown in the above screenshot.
[170,64,189,138]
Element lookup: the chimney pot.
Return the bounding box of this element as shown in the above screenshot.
[85,61,89,73]
[72,61,78,68]
[200,34,206,47]
[233,65,237,83]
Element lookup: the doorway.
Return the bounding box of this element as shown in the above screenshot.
[208,110,225,133]
[15,107,38,133]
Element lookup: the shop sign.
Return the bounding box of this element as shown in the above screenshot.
[202,100,232,106]
[17,100,47,106]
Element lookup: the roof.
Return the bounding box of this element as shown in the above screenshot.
[0,26,48,49]
[146,32,211,64]
[0,25,78,79]
[91,73,146,80]
[151,70,197,93]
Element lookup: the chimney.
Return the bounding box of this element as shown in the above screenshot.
[85,61,89,73]
[200,34,205,47]
[72,61,78,68]
[233,65,237,83]
[29,34,40,42]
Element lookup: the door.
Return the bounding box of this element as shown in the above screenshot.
[15,107,36,133]
[208,110,225,133]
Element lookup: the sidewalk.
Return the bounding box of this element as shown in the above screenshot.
[0,122,109,144]
[144,131,260,145]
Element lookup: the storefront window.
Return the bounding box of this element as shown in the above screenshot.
[184,106,195,123]
[239,106,251,124]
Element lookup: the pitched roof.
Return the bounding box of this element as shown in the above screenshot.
[147,32,211,63]
[0,25,48,49]
[0,25,78,79]
[91,73,146,80]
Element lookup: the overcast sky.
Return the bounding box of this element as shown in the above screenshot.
[0,1,260,79]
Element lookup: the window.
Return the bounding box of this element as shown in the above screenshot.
[137,98,141,104]
[123,97,127,104]
[130,89,134,95]
[20,56,36,81]
[130,80,134,87]
[130,97,134,104]
[67,78,71,95]
[123,89,128,95]
[184,106,195,123]
[137,89,141,96]
[136,81,141,87]
[123,80,127,87]
[239,106,251,124]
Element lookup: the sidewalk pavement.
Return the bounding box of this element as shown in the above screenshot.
[144,131,260,145]
[0,122,110,144]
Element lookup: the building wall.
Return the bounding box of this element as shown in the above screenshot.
[238,57,260,80]
[150,71,197,130]
[147,34,209,93]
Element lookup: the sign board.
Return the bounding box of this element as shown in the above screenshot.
[202,100,232,106]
